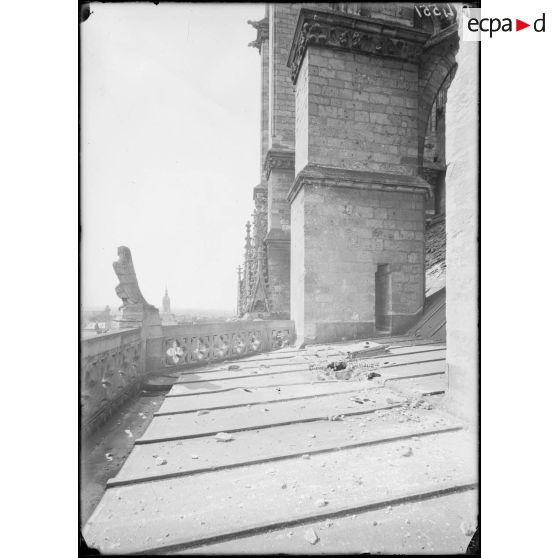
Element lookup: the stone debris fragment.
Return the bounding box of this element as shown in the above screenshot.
[191,455,199,460]
[227,364,240,370]
[326,519,334,527]
[315,498,329,508]
[105,453,113,461]
[302,454,311,460]
[406,396,434,410]
[304,528,319,545]
[196,410,210,416]
[215,432,233,442]
[138,413,147,419]
[328,414,344,421]
[280,482,287,489]
[308,433,316,438]
[124,429,133,438]
[460,521,476,537]
[155,457,167,466]
[401,447,413,457]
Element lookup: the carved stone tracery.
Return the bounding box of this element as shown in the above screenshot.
[287,9,431,84]
[263,149,295,180]
[237,185,272,318]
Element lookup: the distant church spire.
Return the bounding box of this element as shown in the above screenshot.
[162,286,171,314]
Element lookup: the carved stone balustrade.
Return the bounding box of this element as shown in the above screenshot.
[158,320,295,370]
[80,327,145,435]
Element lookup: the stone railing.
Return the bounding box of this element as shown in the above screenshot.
[157,320,295,370]
[81,247,296,436]
[80,327,145,434]
[81,320,294,434]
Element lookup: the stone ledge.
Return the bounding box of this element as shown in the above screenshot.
[264,148,295,180]
[288,164,432,203]
[287,7,431,84]
[265,228,291,244]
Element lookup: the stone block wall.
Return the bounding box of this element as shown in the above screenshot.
[287,6,432,343]
[259,38,270,181]
[444,22,479,425]
[267,161,294,233]
[268,4,299,149]
[263,4,302,319]
[266,237,290,318]
[294,54,309,175]
[301,46,419,176]
[291,178,425,342]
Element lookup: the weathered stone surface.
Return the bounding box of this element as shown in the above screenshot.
[113,246,158,324]
[443,17,478,426]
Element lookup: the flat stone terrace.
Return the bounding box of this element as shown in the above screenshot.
[82,337,477,554]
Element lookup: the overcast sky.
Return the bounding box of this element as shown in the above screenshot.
[81,2,265,312]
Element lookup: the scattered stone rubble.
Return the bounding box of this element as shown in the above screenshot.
[310,356,385,382]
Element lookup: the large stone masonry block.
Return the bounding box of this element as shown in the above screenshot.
[259,38,270,181]
[266,231,291,319]
[289,166,428,344]
[286,9,432,344]
[268,3,301,149]
[265,149,295,233]
[264,148,295,319]
[302,46,419,176]
[443,22,479,425]
[288,7,431,177]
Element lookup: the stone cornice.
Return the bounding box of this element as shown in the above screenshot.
[263,148,295,180]
[287,164,432,204]
[287,8,431,84]
[264,228,291,244]
[423,22,459,51]
[248,17,269,52]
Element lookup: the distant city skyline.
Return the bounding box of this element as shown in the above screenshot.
[81,301,235,316]
[81,3,265,310]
